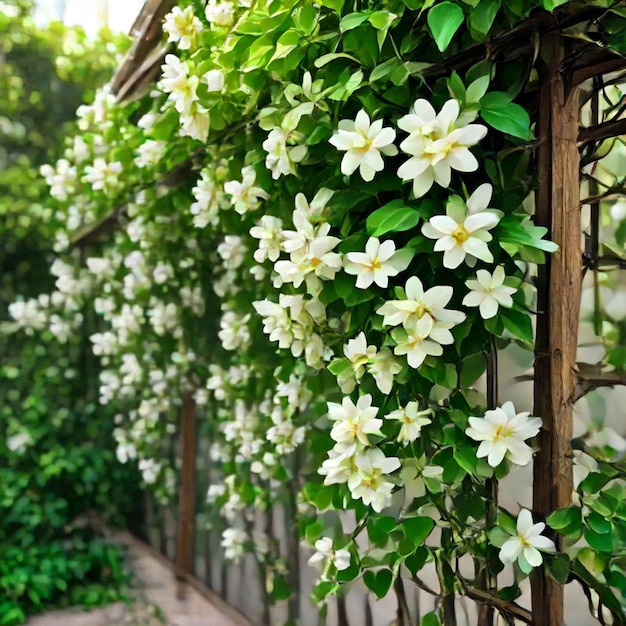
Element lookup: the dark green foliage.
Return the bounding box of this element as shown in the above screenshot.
[0,7,138,624]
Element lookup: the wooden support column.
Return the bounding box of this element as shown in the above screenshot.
[532,33,581,626]
[176,388,197,599]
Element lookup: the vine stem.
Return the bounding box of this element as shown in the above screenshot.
[477,340,499,626]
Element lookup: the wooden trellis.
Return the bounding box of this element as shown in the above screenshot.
[72,2,626,624]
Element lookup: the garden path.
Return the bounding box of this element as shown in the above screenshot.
[27,532,249,626]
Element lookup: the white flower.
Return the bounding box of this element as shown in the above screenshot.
[158,54,189,94]
[221,528,247,562]
[422,184,500,269]
[329,110,397,182]
[344,237,410,289]
[391,316,444,369]
[250,215,284,263]
[83,158,123,191]
[294,188,334,218]
[218,311,250,351]
[7,431,33,454]
[203,69,226,92]
[190,169,223,228]
[397,99,487,197]
[163,6,202,50]
[347,448,401,512]
[207,484,226,502]
[158,54,189,93]
[217,235,247,269]
[308,537,351,571]
[463,266,517,319]
[224,166,269,214]
[338,332,377,393]
[205,0,235,27]
[328,394,382,447]
[134,140,166,168]
[466,401,542,467]
[274,233,342,295]
[139,458,161,484]
[499,509,556,569]
[40,159,76,200]
[281,208,329,256]
[179,108,210,142]
[319,443,358,486]
[262,128,306,179]
[368,349,401,394]
[386,402,433,445]
[377,276,465,332]
[167,72,200,114]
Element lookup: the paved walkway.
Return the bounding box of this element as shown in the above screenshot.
[28,533,249,626]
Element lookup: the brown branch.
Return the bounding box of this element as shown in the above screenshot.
[570,45,626,86]
[410,575,439,597]
[463,587,532,624]
[574,363,626,402]
[579,117,626,146]
[581,187,626,205]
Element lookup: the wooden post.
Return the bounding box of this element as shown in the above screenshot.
[176,388,197,598]
[532,33,580,626]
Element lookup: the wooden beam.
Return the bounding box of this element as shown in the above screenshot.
[110,0,177,97]
[176,389,197,598]
[579,117,626,146]
[532,32,581,626]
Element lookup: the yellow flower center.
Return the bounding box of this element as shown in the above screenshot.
[356,137,373,153]
[493,425,512,443]
[451,225,469,244]
[310,257,321,268]
[415,304,430,318]
[370,256,382,270]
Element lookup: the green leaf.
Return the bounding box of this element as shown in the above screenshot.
[368,11,395,30]
[480,92,532,140]
[427,2,465,52]
[404,546,429,575]
[586,511,612,535]
[547,506,582,531]
[270,573,292,600]
[363,568,393,599]
[453,444,478,475]
[580,471,612,494]
[337,563,359,582]
[370,57,403,82]
[402,516,435,546]
[487,526,511,548]
[340,12,371,32]
[500,308,533,344]
[466,75,490,103]
[546,553,571,584]
[470,0,501,36]
[366,200,421,236]
[584,528,613,553]
[314,52,360,68]
[421,611,441,626]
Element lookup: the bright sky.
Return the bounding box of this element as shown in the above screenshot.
[35,0,145,35]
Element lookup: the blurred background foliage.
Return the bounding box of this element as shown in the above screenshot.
[0,2,140,623]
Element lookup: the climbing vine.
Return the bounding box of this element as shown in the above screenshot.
[10,0,626,624]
